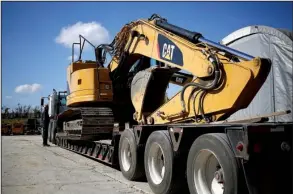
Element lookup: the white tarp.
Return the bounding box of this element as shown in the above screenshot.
[221,25,293,122]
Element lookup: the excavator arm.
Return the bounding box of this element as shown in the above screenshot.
[97,14,271,125]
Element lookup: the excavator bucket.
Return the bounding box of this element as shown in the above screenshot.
[130,68,173,121]
[131,70,152,120]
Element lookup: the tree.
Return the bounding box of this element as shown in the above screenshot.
[33,106,41,118]
[1,105,10,119]
[23,105,31,118]
[1,104,41,119]
[4,108,10,118]
[2,105,7,114]
[15,103,24,118]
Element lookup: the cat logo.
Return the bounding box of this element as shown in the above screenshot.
[157,34,183,66]
[162,43,175,60]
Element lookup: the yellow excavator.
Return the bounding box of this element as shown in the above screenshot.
[49,14,292,194]
[42,36,115,142]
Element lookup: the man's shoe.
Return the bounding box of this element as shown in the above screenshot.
[43,144,50,147]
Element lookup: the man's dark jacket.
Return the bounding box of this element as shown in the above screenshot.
[42,108,50,128]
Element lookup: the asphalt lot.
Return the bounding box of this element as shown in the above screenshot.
[1,135,152,194]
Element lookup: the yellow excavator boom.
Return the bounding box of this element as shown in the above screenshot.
[101,14,271,125]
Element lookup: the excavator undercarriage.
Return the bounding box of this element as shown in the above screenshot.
[60,107,114,140]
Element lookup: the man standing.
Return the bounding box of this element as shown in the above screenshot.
[42,104,50,146]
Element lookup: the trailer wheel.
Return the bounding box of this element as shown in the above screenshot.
[145,130,184,194]
[118,128,145,181]
[187,133,239,194]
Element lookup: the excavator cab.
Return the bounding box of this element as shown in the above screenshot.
[66,35,113,107]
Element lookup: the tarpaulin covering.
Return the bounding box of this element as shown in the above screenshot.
[221,25,293,122]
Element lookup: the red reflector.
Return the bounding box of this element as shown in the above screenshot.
[236,142,244,151]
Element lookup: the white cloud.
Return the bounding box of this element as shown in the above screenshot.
[6,96,12,99]
[15,83,42,93]
[55,21,110,49]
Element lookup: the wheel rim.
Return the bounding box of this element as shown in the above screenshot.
[193,149,224,194]
[148,142,165,185]
[121,137,132,172]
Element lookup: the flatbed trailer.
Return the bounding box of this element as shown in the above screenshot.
[55,119,293,194]
[50,14,293,194]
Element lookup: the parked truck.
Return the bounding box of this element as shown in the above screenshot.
[40,89,67,143]
[41,14,292,194]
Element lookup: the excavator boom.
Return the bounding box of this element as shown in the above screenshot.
[98,14,271,125]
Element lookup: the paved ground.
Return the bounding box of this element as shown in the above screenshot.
[1,135,152,194]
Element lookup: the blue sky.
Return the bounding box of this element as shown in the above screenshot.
[2,1,293,109]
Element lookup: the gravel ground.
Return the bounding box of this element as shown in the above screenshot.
[1,135,152,194]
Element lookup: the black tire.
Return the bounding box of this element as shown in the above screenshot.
[187,133,239,194]
[144,130,185,194]
[118,128,145,181]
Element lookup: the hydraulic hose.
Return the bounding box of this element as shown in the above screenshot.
[180,54,220,115]
[199,90,209,122]
[180,70,219,111]
[191,89,202,122]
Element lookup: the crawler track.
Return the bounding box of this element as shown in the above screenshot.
[61,107,115,140]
